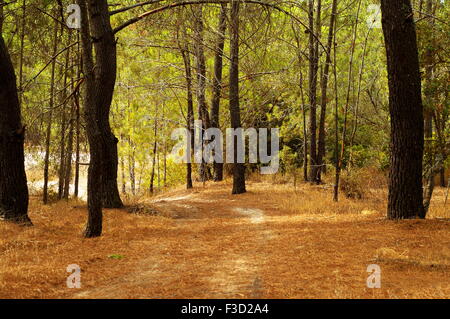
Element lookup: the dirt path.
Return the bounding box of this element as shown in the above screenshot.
[73,187,273,299]
[63,182,450,299]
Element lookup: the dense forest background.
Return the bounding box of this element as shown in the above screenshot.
[1,0,449,228]
[0,0,449,299]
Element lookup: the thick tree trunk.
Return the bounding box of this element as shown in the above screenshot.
[101,133,123,208]
[0,28,31,224]
[78,0,120,237]
[82,1,122,210]
[380,0,425,219]
[229,0,246,195]
[210,4,227,182]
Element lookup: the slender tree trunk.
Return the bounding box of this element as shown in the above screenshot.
[380,0,425,219]
[300,67,308,182]
[74,82,81,198]
[293,25,308,182]
[340,0,362,175]
[63,99,75,200]
[333,25,340,202]
[180,43,194,189]
[128,139,136,195]
[149,107,158,194]
[308,0,320,183]
[58,29,71,199]
[74,37,81,199]
[349,22,373,164]
[421,0,436,214]
[210,4,227,182]
[43,16,59,204]
[229,0,246,194]
[121,153,126,194]
[193,6,212,182]
[0,19,31,225]
[317,0,338,182]
[18,0,26,107]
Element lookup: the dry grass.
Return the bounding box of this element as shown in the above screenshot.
[0,177,449,299]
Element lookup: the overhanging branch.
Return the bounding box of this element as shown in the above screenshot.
[112,0,327,53]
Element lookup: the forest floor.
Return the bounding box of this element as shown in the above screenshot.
[0,179,449,299]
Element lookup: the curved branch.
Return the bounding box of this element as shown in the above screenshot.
[112,0,327,54]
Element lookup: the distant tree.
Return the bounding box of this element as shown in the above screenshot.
[380,0,425,219]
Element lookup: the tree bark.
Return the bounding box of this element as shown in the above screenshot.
[229,0,246,194]
[78,0,121,237]
[380,0,425,219]
[0,24,31,225]
[193,5,212,182]
[43,16,59,204]
[308,0,320,183]
[317,0,337,183]
[180,39,194,189]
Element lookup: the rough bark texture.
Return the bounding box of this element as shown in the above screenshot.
[229,0,246,194]
[0,33,31,225]
[380,0,425,219]
[82,0,122,210]
[79,0,122,237]
[101,134,123,208]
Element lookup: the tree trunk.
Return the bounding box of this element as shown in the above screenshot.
[308,0,320,183]
[63,100,75,200]
[333,27,340,202]
[193,6,212,182]
[101,133,123,208]
[78,0,120,237]
[180,41,194,189]
[58,29,71,199]
[149,108,158,194]
[317,0,338,183]
[229,0,246,195]
[210,4,227,182]
[380,0,425,219]
[74,37,81,199]
[43,16,59,204]
[340,0,362,176]
[0,25,31,225]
